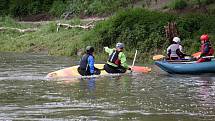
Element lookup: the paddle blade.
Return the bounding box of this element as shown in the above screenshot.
[132,66,151,73]
[192,52,201,58]
[153,55,165,60]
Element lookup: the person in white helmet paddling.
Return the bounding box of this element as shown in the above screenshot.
[104,42,131,73]
[167,37,186,60]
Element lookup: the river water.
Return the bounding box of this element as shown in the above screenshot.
[0,52,215,121]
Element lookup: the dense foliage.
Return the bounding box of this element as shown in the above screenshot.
[0,0,61,17]
[1,0,215,18]
[168,0,215,10]
[66,0,135,17]
[0,0,136,18]
[1,4,215,62]
[82,8,215,60]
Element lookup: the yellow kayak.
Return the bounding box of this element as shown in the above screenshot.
[46,64,151,80]
[46,64,114,79]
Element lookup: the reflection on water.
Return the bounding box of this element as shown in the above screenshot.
[0,52,215,120]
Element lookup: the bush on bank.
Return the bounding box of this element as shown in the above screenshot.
[82,8,215,61]
[0,0,135,18]
[1,8,215,63]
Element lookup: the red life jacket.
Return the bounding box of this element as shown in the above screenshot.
[200,41,214,56]
[108,50,121,66]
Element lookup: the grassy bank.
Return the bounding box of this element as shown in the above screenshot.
[1,8,215,63]
[0,17,83,55]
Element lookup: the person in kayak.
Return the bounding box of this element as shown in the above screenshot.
[197,34,214,63]
[104,42,131,73]
[78,46,100,76]
[167,37,186,60]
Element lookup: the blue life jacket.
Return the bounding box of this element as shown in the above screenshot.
[80,54,95,73]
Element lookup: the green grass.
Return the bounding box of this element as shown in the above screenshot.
[0,18,84,55]
[1,9,215,63]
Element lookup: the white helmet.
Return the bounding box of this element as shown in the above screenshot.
[173,37,181,43]
[116,42,125,49]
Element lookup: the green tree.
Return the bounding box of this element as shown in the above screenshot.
[0,0,10,15]
[42,0,54,12]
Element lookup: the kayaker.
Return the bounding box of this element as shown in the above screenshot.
[78,46,100,76]
[104,42,131,73]
[167,37,186,60]
[197,34,214,63]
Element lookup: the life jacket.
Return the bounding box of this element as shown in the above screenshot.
[167,44,182,58]
[108,50,121,66]
[79,54,94,71]
[200,41,214,56]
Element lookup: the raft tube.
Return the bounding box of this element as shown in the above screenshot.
[155,60,215,74]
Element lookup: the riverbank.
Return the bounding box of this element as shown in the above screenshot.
[1,8,215,64]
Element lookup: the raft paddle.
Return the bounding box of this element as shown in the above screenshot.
[192,52,201,58]
[152,55,166,61]
[153,52,204,61]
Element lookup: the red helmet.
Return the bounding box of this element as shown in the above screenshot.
[200,34,209,41]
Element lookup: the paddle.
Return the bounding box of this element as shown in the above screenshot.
[192,52,201,58]
[152,55,166,61]
[153,52,204,61]
[132,50,138,68]
[152,54,194,61]
[130,50,151,73]
[153,53,214,63]
[191,52,215,59]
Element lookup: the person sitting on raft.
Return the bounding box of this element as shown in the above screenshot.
[167,37,186,60]
[104,42,131,73]
[78,46,100,76]
[197,34,214,63]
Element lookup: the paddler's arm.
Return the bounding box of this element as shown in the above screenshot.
[167,45,171,58]
[88,55,95,75]
[104,47,114,55]
[118,52,129,69]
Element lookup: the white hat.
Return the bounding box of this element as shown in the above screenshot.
[173,37,181,43]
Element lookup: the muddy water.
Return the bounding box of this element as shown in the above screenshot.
[0,52,215,121]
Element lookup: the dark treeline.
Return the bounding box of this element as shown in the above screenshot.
[0,0,139,18]
[1,0,215,18]
[0,0,68,17]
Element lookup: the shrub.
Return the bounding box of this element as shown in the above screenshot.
[190,0,215,6]
[82,8,175,52]
[66,0,135,17]
[49,0,67,17]
[2,0,55,17]
[82,8,215,59]
[9,0,30,17]
[169,0,188,10]
[0,0,10,15]
[28,1,42,15]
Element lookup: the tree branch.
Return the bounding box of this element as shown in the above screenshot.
[0,27,37,33]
